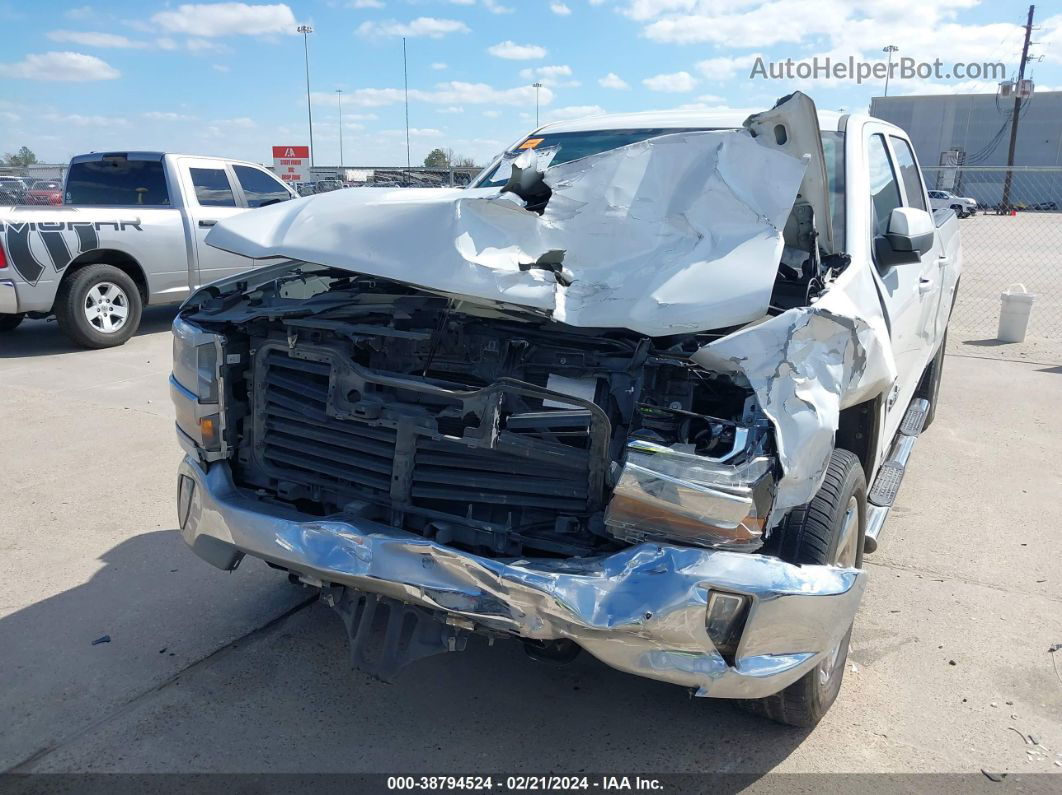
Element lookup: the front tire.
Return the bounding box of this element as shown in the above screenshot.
[55,265,142,349]
[739,449,866,727]
[0,313,24,332]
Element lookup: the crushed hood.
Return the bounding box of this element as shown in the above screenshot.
[207,129,807,337]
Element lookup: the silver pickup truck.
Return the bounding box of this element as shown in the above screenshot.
[171,92,961,727]
[0,152,295,347]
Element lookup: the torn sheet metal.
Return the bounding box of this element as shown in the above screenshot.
[604,441,772,551]
[206,130,807,337]
[179,455,866,698]
[694,264,896,521]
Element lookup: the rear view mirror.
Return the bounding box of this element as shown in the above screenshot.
[875,207,935,267]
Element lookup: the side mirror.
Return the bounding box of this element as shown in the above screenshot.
[887,207,935,254]
[875,207,935,267]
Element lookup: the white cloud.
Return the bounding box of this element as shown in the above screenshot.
[64,5,95,20]
[482,0,514,13]
[550,2,572,14]
[487,41,547,60]
[483,110,502,118]
[696,54,763,81]
[437,106,465,113]
[381,128,443,138]
[642,70,698,92]
[212,64,231,72]
[332,81,552,108]
[598,72,629,89]
[350,0,384,7]
[43,112,128,127]
[0,51,120,81]
[520,65,572,79]
[152,3,297,38]
[432,62,448,70]
[518,64,577,87]
[357,17,470,38]
[47,30,147,48]
[143,111,195,121]
[544,105,606,121]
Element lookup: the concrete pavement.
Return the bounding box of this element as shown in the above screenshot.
[1,310,1060,776]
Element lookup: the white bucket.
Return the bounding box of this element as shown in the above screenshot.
[997,283,1036,343]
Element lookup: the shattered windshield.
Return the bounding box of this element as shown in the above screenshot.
[472,127,720,188]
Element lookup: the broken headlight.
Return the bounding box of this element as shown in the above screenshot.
[170,315,224,455]
[604,439,773,551]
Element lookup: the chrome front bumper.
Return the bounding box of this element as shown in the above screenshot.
[177,455,866,699]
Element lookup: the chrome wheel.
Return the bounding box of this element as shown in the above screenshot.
[818,496,860,686]
[84,282,129,334]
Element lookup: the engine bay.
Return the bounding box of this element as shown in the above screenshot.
[185,265,777,558]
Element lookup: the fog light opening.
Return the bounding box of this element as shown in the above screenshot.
[706,590,750,667]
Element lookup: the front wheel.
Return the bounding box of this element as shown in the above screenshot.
[738,449,866,727]
[54,264,142,348]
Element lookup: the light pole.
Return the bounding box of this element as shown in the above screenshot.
[336,88,344,168]
[298,24,315,167]
[882,45,899,97]
[532,81,542,127]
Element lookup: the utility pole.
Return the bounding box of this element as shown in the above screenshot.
[1001,4,1035,212]
[336,88,344,168]
[532,82,542,127]
[403,37,411,186]
[298,25,315,168]
[882,45,898,96]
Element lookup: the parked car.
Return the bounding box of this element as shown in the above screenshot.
[1030,201,1058,211]
[0,151,296,344]
[313,179,342,194]
[171,92,961,727]
[0,176,27,204]
[927,189,976,217]
[24,179,63,206]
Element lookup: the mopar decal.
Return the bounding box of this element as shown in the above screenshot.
[0,219,141,286]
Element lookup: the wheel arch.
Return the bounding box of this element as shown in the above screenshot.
[61,249,148,303]
[836,394,885,486]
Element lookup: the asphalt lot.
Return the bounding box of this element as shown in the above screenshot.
[1,306,1061,779]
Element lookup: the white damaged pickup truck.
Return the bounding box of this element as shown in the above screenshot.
[170,93,961,726]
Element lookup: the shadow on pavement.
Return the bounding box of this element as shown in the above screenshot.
[0,306,179,359]
[0,529,812,775]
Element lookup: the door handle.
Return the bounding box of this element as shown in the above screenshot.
[918,277,935,293]
[198,219,217,228]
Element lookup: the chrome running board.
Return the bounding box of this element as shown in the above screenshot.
[863,398,930,554]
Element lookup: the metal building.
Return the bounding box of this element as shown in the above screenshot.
[870,91,1062,207]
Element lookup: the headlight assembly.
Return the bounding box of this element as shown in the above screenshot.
[170,315,225,456]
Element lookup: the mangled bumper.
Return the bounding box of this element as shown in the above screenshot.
[177,456,866,699]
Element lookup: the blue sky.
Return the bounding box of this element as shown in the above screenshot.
[1,1,1059,167]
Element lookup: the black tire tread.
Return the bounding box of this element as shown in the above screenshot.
[54,264,142,349]
[737,449,865,727]
[0,313,24,332]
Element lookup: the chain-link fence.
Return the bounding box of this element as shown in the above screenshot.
[922,166,1062,339]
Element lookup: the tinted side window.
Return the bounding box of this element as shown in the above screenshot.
[65,159,170,206]
[190,168,237,207]
[868,134,902,237]
[233,165,290,208]
[889,136,927,211]
[820,131,846,252]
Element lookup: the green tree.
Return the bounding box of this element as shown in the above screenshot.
[423,148,449,168]
[3,146,38,167]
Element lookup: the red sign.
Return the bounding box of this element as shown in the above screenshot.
[271,145,309,182]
